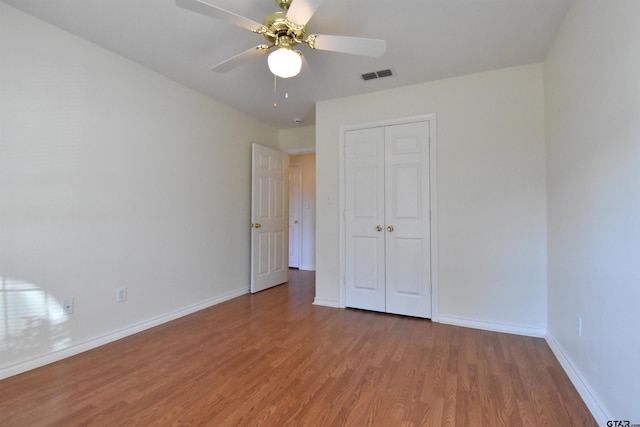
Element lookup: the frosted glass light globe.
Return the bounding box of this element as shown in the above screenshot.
[268,48,302,78]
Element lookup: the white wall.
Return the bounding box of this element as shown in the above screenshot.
[0,4,279,377]
[289,153,316,271]
[544,0,640,423]
[316,64,547,334]
[279,125,315,154]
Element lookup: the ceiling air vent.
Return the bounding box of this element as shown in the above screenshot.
[361,69,394,81]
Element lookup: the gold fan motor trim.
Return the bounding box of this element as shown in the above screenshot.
[253,0,318,51]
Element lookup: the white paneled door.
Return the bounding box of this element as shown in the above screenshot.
[345,121,432,318]
[251,144,289,293]
[345,127,386,312]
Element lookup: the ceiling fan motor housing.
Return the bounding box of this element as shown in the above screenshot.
[260,12,307,48]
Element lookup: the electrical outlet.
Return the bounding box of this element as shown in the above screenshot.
[63,298,74,315]
[117,287,127,303]
[577,316,582,337]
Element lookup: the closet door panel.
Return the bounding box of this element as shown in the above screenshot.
[391,163,422,219]
[345,127,386,312]
[385,121,432,318]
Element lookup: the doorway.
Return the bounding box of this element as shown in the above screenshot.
[288,153,316,271]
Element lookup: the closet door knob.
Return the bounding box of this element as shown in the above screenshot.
[387,225,394,232]
[376,225,383,232]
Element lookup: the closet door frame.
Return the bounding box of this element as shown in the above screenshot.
[338,114,439,321]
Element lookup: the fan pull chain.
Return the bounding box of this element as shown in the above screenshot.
[273,75,278,109]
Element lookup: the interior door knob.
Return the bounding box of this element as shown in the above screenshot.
[254,223,262,228]
[376,225,383,232]
[387,225,394,232]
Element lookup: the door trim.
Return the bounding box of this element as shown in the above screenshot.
[338,114,439,321]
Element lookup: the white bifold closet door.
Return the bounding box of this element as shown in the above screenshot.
[345,121,431,318]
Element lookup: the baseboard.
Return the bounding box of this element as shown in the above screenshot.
[0,287,249,380]
[438,314,547,338]
[545,334,609,425]
[313,297,340,308]
[299,265,316,271]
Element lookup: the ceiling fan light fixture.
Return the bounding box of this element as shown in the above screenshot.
[268,47,302,78]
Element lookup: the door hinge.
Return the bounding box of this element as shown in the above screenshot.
[343,209,346,220]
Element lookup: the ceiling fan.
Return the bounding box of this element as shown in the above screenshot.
[176,0,387,78]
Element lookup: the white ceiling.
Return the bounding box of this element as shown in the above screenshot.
[2,0,571,128]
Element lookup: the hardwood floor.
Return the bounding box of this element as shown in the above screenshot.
[1,269,596,426]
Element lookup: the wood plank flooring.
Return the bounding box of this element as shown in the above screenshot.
[0,269,596,426]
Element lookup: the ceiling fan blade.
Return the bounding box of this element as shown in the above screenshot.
[286,0,324,26]
[176,0,263,32]
[310,34,386,57]
[211,46,270,72]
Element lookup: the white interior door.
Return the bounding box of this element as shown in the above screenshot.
[289,164,301,268]
[251,143,289,293]
[344,121,432,318]
[384,121,431,318]
[345,127,386,312]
